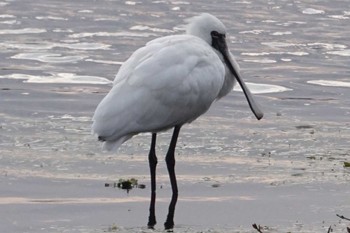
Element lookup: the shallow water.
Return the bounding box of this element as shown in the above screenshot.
[0,0,350,232]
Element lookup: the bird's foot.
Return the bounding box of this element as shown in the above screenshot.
[147,217,157,229]
[164,220,174,231]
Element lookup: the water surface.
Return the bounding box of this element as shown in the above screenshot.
[0,0,349,232]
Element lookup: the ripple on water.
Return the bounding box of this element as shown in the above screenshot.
[0,14,15,18]
[35,16,68,21]
[129,25,173,33]
[328,15,349,19]
[0,28,46,34]
[60,42,111,50]
[0,73,112,84]
[239,30,264,35]
[277,21,307,26]
[78,10,94,13]
[243,58,277,64]
[1,41,110,51]
[262,42,347,51]
[11,53,87,63]
[326,50,350,56]
[270,31,292,36]
[125,1,138,5]
[307,80,350,88]
[172,1,190,4]
[261,41,301,48]
[68,31,157,38]
[242,51,308,56]
[234,82,292,94]
[85,59,123,65]
[308,43,347,50]
[0,20,18,25]
[0,42,53,50]
[302,8,325,15]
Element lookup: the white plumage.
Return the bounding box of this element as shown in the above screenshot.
[92,14,254,151]
[92,13,263,230]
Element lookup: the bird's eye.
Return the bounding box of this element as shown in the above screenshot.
[211,31,220,38]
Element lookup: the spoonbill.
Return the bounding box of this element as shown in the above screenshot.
[92,13,263,230]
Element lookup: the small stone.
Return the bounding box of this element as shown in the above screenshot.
[138,184,146,189]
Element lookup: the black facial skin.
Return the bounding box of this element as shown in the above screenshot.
[210,30,264,120]
[211,31,226,52]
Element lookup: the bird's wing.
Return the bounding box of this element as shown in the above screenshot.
[113,35,191,85]
[92,35,225,141]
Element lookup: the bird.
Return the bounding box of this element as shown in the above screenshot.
[92,13,263,230]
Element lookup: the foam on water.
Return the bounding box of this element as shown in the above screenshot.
[307,80,350,88]
[0,73,112,84]
[234,83,292,94]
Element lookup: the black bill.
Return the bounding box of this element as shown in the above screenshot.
[212,33,264,120]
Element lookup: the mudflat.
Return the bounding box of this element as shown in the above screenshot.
[1,0,349,232]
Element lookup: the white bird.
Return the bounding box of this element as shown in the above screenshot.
[92,13,263,230]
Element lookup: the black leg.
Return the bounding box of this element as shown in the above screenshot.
[164,125,181,230]
[147,133,157,228]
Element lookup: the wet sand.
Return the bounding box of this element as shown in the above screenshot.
[1,0,350,232]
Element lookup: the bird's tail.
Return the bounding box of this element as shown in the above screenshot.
[101,135,133,152]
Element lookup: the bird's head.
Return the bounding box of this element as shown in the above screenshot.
[186,13,227,46]
[186,13,264,120]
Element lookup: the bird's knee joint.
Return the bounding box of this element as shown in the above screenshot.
[165,157,175,166]
[149,156,158,166]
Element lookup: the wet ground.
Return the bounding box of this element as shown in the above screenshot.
[1,0,350,232]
